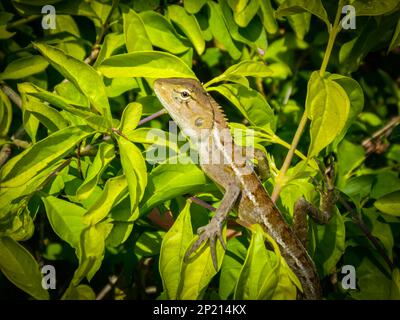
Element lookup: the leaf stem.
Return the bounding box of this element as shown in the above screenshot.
[271,2,344,203]
[271,112,308,202]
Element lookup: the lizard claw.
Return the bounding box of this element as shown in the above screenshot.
[184,219,226,271]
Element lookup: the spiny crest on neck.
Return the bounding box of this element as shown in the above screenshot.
[209,95,229,128]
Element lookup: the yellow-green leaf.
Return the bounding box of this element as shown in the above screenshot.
[99,51,196,79]
[0,237,49,300]
[33,42,111,121]
[123,8,152,52]
[0,125,94,188]
[306,71,350,158]
[168,5,205,55]
[0,55,48,80]
[159,201,193,299]
[374,190,400,216]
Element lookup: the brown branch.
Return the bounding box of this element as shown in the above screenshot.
[189,196,216,212]
[137,109,167,126]
[96,275,119,300]
[362,116,400,155]
[338,196,394,271]
[0,83,22,109]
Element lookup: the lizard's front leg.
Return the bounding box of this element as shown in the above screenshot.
[185,184,241,270]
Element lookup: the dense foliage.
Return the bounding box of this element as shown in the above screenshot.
[0,0,399,300]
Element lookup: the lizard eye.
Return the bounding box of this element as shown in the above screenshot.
[180,89,191,100]
[195,117,204,127]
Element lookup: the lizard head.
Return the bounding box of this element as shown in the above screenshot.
[154,78,214,139]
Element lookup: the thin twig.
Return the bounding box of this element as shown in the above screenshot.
[189,196,216,212]
[338,196,394,271]
[138,109,167,126]
[0,83,22,109]
[96,275,119,300]
[84,0,119,66]
[362,116,400,155]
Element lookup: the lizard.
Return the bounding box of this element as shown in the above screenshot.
[153,77,334,300]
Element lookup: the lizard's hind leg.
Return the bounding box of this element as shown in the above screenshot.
[293,159,337,247]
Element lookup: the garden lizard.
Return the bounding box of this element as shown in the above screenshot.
[154,78,333,300]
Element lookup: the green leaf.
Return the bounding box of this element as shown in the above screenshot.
[231,0,260,27]
[168,5,205,55]
[312,208,345,276]
[349,253,392,299]
[208,83,276,131]
[205,60,273,87]
[276,0,329,29]
[219,0,268,53]
[62,284,96,300]
[76,142,115,202]
[123,8,152,52]
[389,18,400,52]
[0,160,63,222]
[371,172,400,199]
[99,51,196,79]
[178,226,226,299]
[33,43,111,121]
[329,74,364,147]
[184,0,207,13]
[366,209,394,259]
[42,196,87,249]
[139,11,190,54]
[26,87,109,132]
[305,72,350,158]
[48,15,86,61]
[0,237,49,300]
[219,237,247,299]
[270,258,299,299]
[140,163,209,213]
[75,221,113,282]
[390,269,400,299]
[0,206,34,241]
[105,77,139,98]
[83,175,129,225]
[134,230,165,257]
[336,140,365,189]
[13,0,97,18]
[0,125,94,188]
[0,55,48,80]
[159,201,193,299]
[234,224,280,299]
[118,138,148,211]
[208,1,242,60]
[54,81,89,108]
[259,0,278,34]
[0,89,12,137]
[374,191,400,217]
[119,102,142,134]
[19,84,39,143]
[93,33,125,68]
[23,98,68,133]
[0,12,15,39]
[287,12,311,40]
[352,0,399,16]
[339,17,397,74]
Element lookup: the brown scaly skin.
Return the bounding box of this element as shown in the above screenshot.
[154,78,322,299]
